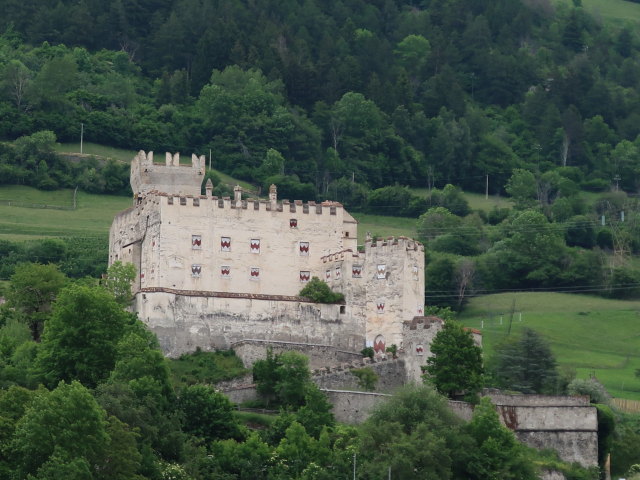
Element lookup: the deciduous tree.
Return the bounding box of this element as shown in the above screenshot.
[34,285,129,388]
[424,320,483,401]
[7,263,67,341]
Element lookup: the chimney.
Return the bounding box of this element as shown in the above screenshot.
[205,178,213,197]
[269,184,277,208]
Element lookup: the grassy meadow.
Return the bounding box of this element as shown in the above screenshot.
[411,187,514,212]
[351,213,417,244]
[0,185,131,240]
[459,292,640,400]
[54,141,136,162]
[556,0,640,24]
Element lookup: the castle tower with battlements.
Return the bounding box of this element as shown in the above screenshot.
[110,151,432,364]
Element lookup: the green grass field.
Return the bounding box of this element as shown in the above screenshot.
[0,185,130,240]
[411,188,513,212]
[556,0,640,24]
[459,292,640,400]
[54,142,137,162]
[351,213,417,244]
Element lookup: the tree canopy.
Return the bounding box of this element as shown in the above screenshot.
[424,320,484,401]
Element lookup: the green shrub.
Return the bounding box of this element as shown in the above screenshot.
[299,277,345,303]
[361,347,374,359]
[352,367,378,391]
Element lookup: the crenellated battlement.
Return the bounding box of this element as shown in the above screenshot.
[403,316,444,330]
[365,236,423,253]
[153,190,346,216]
[131,150,205,198]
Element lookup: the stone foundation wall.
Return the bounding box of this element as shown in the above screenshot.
[136,291,365,357]
[321,389,391,424]
[232,340,362,370]
[312,358,406,393]
[486,393,598,468]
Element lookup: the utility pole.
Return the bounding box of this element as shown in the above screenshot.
[485,174,489,200]
[353,453,356,480]
[80,123,84,154]
[507,298,516,336]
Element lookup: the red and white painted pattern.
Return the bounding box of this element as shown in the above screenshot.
[376,302,385,313]
[299,241,309,255]
[376,264,386,279]
[191,264,202,277]
[192,235,202,249]
[250,267,260,279]
[221,266,231,277]
[335,265,341,279]
[352,265,362,278]
[250,239,260,253]
[221,237,231,251]
[289,218,298,228]
[300,271,310,282]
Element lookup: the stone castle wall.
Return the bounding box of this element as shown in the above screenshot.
[401,316,445,382]
[362,237,425,353]
[135,290,365,357]
[232,339,362,370]
[486,393,598,467]
[312,358,407,392]
[130,151,205,197]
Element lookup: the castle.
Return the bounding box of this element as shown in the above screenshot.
[109,151,436,381]
[109,151,598,470]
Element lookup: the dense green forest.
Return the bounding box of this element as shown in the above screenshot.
[1,0,640,195]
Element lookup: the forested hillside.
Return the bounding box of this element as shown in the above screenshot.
[1,0,639,197]
[1,0,640,302]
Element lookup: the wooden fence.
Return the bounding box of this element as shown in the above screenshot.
[611,397,640,413]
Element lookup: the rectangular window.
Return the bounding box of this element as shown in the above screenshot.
[352,265,362,278]
[250,239,260,253]
[192,235,202,249]
[221,237,231,252]
[290,218,298,228]
[250,267,260,280]
[221,266,231,277]
[299,241,309,256]
[300,271,310,282]
[191,265,202,277]
[335,265,342,279]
